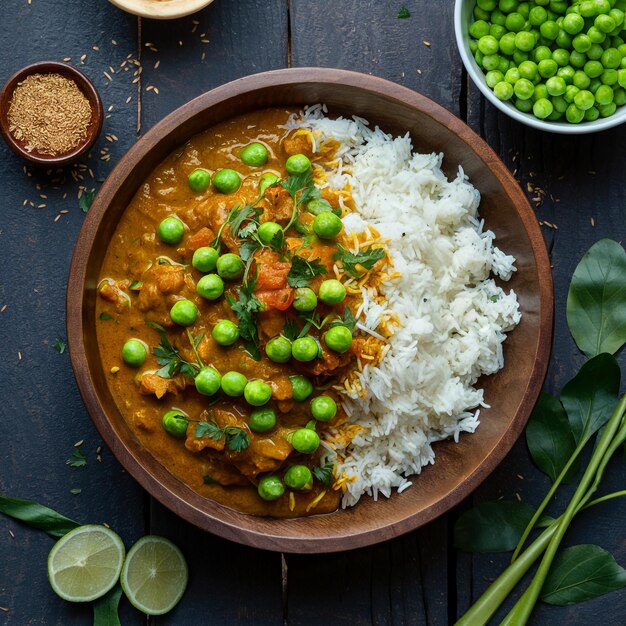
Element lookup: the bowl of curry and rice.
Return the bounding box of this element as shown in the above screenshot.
[67,68,552,553]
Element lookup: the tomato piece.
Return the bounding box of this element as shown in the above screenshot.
[187,227,215,251]
[255,249,291,290]
[257,289,294,311]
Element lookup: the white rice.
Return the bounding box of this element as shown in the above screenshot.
[290,106,521,507]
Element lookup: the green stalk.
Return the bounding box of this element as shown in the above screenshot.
[511,437,587,562]
[500,395,626,625]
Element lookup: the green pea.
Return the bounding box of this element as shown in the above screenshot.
[291,337,319,362]
[318,279,346,305]
[585,60,605,78]
[240,142,269,167]
[600,102,617,117]
[562,12,584,34]
[470,19,491,39]
[188,168,211,194]
[515,31,536,52]
[257,221,283,245]
[564,85,581,103]
[259,173,279,195]
[213,168,241,194]
[192,246,219,273]
[546,76,567,95]
[573,70,591,89]
[244,379,272,406]
[519,60,538,80]
[588,26,607,44]
[584,106,601,121]
[614,87,626,107]
[595,14,616,33]
[538,59,558,77]
[312,212,343,239]
[486,70,505,89]
[121,338,147,367]
[572,33,592,52]
[494,81,514,100]
[482,54,501,72]
[290,375,314,401]
[601,48,622,69]
[601,69,619,85]
[569,50,587,67]
[552,95,568,113]
[197,274,224,300]
[533,97,554,119]
[284,465,313,490]
[257,476,284,501]
[285,153,311,175]
[290,428,320,454]
[552,48,570,66]
[540,20,560,40]
[505,12,526,33]
[566,103,585,123]
[249,408,276,433]
[265,336,292,363]
[514,78,535,100]
[220,371,248,397]
[157,216,185,245]
[529,6,548,26]
[505,67,521,84]
[212,320,239,346]
[574,89,596,110]
[170,300,198,327]
[310,396,337,422]
[195,367,222,396]
[499,32,517,55]
[595,84,615,105]
[533,45,553,62]
[556,30,573,50]
[216,253,244,280]
[557,65,575,84]
[162,410,189,438]
[515,98,534,113]
[323,325,353,353]
[293,287,318,312]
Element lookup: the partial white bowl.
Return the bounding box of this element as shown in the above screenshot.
[108,0,214,19]
[454,0,626,134]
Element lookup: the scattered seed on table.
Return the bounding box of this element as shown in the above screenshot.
[17,352,22,361]
[0,305,7,313]
[112,39,117,45]
[104,72,112,81]
[74,439,84,447]
[423,41,431,47]
[154,60,160,69]
[591,217,596,227]
[8,529,14,538]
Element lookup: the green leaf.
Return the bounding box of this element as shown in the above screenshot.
[52,337,66,354]
[93,583,123,626]
[313,462,334,487]
[129,280,143,291]
[334,244,386,277]
[398,6,411,19]
[283,318,300,342]
[541,544,626,606]
[287,255,327,288]
[526,393,578,483]
[66,449,87,469]
[454,501,549,553]
[226,283,262,360]
[560,353,620,445]
[99,312,114,321]
[566,239,626,357]
[330,306,357,333]
[0,495,80,538]
[79,189,96,213]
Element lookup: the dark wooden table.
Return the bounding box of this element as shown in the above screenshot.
[1,1,624,624]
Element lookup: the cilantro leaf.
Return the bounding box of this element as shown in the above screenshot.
[313,462,334,486]
[52,337,66,354]
[99,312,114,321]
[79,189,96,213]
[66,449,87,469]
[229,203,262,239]
[147,321,200,379]
[283,318,300,342]
[129,280,143,291]
[203,475,218,485]
[226,283,262,360]
[398,6,411,19]
[335,244,386,277]
[287,256,327,288]
[195,421,250,453]
[330,306,357,333]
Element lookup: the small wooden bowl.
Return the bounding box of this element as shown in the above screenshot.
[0,61,103,166]
[67,68,553,553]
[107,0,215,19]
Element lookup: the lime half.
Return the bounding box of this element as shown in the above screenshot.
[47,525,125,602]
[120,535,188,616]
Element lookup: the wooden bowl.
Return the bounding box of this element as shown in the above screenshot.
[0,61,103,166]
[67,68,553,553]
[107,0,215,19]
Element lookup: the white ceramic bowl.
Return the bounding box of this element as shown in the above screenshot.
[108,0,214,19]
[454,0,626,134]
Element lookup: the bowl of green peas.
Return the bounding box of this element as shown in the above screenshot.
[455,0,626,132]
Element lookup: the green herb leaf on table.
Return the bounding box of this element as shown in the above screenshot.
[312,462,334,487]
[79,189,95,213]
[226,283,262,360]
[567,239,626,357]
[0,496,80,538]
[287,255,327,288]
[147,321,200,379]
[526,392,578,483]
[195,421,250,453]
[398,6,411,19]
[93,583,123,626]
[541,544,626,606]
[334,244,386,277]
[560,353,620,445]
[52,337,66,354]
[454,501,552,554]
[66,448,87,469]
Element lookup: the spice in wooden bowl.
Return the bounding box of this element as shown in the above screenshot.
[0,61,103,166]
[8,73,92,156]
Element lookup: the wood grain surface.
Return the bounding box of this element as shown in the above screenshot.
[0,0,624,624]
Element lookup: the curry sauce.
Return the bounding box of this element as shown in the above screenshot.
[96,108,389,517]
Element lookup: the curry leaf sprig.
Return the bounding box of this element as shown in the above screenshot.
[194,421,251,453]
[456,239,626,625]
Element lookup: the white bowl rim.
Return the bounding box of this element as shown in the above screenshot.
[454,0,626,135]
[108,0,214,19]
